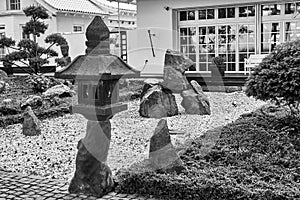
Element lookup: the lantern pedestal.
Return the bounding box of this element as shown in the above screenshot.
[69,120,114,197]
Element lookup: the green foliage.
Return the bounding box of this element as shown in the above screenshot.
[212,56,225,66]
[0,6,68,74]
[116,108,300,199]
[26,75,60,93]
[245,40,300,114]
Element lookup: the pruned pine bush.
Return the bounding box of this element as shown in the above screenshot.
[115,108,300,200]
[245,39,300,115]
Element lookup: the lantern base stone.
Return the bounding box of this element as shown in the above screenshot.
[69,139,114,197]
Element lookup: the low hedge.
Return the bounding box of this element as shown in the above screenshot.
[115,107,300,200]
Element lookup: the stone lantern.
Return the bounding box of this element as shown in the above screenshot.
[55,16,139,197]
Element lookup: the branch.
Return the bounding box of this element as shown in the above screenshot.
[39,43,55,57]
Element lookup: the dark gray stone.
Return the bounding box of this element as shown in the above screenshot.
[139,84,178,118]
[164,49,194,73]
[68,140,114,198]
[149,119,185,173]
[22,106,41,136]
[181,89,211,115]
[20,95,43,110]
[42,84,75,98]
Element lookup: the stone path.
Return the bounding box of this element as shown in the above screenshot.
[0,170,156,200]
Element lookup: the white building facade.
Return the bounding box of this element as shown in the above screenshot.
[119,0,300,75]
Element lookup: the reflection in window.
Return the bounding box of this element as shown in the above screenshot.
[199,9,214,20]
[261,23,280,53]
[239,6,255,17]
[180,27,197,70]
[285,2,300,14]
[199,26,216,71]
[261,4,281,16]
[218,7,235,19]
[285,22,300,41]
[238,24,255,71]
[0,32,5,59]
[8,0,20,10]
[179,10,195,21]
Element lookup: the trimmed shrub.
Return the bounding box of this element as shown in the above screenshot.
[115,108,300,200]
[245,40,300,114]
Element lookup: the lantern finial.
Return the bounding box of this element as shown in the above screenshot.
[85,16,110,55]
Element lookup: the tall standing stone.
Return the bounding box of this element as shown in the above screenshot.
[149,119,185,173]
[22,106,41,136]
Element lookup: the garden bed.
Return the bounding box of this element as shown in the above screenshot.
[115,106,300,200]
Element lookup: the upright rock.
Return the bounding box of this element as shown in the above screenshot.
[149,119,185,173]
[0,81,6,93]
[163,49,194,93]
[69,140,114,197]
[181,89,211,115]
[22,106,41,136]
[20,95,43,110]
[139,83,178,118]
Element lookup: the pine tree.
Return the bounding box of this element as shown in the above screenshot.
[0,5,67,74]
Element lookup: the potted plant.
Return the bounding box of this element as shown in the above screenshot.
[210,56,226,77]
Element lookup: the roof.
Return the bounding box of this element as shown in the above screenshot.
[38,0,108,15]
[92,0,136,12]
[55,55,140,79]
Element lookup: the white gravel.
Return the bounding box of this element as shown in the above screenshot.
[0,92,265,183]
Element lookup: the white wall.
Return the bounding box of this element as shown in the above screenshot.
[127,0,277,75]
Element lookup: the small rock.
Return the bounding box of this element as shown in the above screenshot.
[42,84,75,98]
[22,106,41,136]
[20,95,43,110]
[0,81,7,93]
[149,119,185,173]
[181,89,211,115]
[139,83,178,118]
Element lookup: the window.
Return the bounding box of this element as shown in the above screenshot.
[180,27,196,70]
[199,26,216,71]
[218,7,235,19]
[179,10,195,21]
[239,6,255,17]
[199,9,214,20]
[261,22,281,53]
[7,0,20,10]
[73,25,83,33]
[261,4,281,16]
[285,22,300,41]
[21,25,30,39]
[218,25,237,71]
[285,2,300,14]
[0,32,6,59]
[238,24,255,71]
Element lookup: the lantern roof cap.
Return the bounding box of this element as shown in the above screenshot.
[55,54,140,79]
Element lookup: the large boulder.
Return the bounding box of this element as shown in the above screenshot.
[149,119,185,173]
[181,89,211,115]
[22,106,41,136]
[162,49,194,93]
[69,140,114,197]
[42,84,75,98]
[20,95,43,110]
[139,83,178,118]
[0,69,8,80]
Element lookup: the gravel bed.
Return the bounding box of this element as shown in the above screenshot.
[0,92,265,184]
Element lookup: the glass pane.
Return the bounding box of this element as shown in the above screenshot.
[248,34,255,43]
[207,45,215,53]
[228,25,236,34]
[180,37,188,44]
[218,26,226,34]
[239,53,248,62]
[181,46,187,53]
[199,36,206,44]
[83,85,89,99]
[248,6,255,16]
[199,54,207,62]
[262,23,271,32]
[189,54,196,62]
[218,8,226,18]
[208,26,215,34]
[262,34,270,42]
[239,7,247,17]
[239,25,248,34]
[180,11,187,21]
[199,45,207,53]
[199,63,207,71]
[180,28,187,36]
[227,7,235,18]
[228,63,236,71]
[228,54,236,62]
[261,43,270,53]
[285,3,295,14]
[228,43,236,52]
[239,43,248,52]
[248,43,255,52]
[199,27,206,35]
[188,27,196,35]
[271,23,280,32]
[219,35,226,44]
[208,35,215,43]
[188,11,195,20]
[189,45,196,53]
[219,45,226,53]
[239,35,247,43]
[207,9,215,19]
[208,54,215,62]
[199,9,206,19]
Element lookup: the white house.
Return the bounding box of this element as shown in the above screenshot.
[0,0,136,66]
[110,0,300,76]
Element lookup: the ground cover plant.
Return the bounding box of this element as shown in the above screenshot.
[115,106,300,199]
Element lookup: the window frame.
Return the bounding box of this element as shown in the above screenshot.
[73,25,84,33]
[7,0,21,10]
